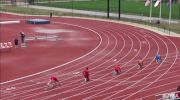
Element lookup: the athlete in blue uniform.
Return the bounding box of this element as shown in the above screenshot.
[155,53,161,63]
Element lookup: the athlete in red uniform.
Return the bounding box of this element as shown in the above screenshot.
[138,60,143,69]
[51,76,59,82]
[83,67,89,82]
[114,65,121,75]
[46,76,60,89]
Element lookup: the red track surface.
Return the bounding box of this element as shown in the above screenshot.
[0,13,180,100]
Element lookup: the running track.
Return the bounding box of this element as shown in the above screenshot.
[0,13,180,100]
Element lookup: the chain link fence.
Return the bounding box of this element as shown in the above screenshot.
[1,0,180,34]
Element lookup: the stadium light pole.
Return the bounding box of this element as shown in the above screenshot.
[179,2,180,19]
[72,0,74,16]
[159,0,162,21]
[169,0,172,25]
[150,0,152,23]
[107,0,109,18]
[118,0,121,20]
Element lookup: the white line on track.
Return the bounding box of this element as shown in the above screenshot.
[81,26,156,100]
[111,79,180,100]
[102,29,176,100]
[10,21,122,100]
[0,18,125,99]
[28,27,178,99]
[2,19,136,99]
[83,71,180,100]
[1,15,179,99]
[22,20,158,99]
[0,22,103,85]
[122,32,178,100]
[0,24,107,98]
[3,53,177,94]
[0,28,165,100]
[85,27,168,100]
[39,72,180,100]
[41,23,150,100]
[2,61,179,99]
[141,88,177,99]
[101,29,169,100]
[43,73,180,100]
[0,51,177,89]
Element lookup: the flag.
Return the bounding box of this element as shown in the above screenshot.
[154,0,161,7]
[167,0,172,24]
[145,0,153,23]
[145,0,150,6]
[167,0,170,11]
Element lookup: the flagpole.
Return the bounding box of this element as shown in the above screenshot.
[159,0,162,21]
[169,0,171,25]
[150,0,152,23]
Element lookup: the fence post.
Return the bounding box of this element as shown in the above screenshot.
[107,0,109,18]
[118,0,121,20]
[179,2,180,19]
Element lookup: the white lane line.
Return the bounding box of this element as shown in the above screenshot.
[2,23,167,99]
[44,25,147,100]
[2,14,179,99]
[1,37,177,89]
[1,20,119,98]
[111,79,180,100]
[5,31,152,99]
[102,29,168,100]
[39,70,180,99]
[14,22,121,100]
[82,26,154,100]
[4,21,130,99]
[88,71,180,100]
[0,22,103,85]
[140,88,176,99]
[2,17,175,99]
[0,20,112,88]
[122,33,178,100]
[0,19,116,98]
[43,73,180,100]
[0,28,104,99]
[31,21,152,99]
[9,55,178,93]
[2,61,179,98]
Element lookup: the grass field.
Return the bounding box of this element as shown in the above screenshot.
[1,5,180,34]
[36,0,180,19]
